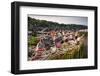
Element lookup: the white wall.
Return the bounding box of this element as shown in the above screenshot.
[0,0,99,76]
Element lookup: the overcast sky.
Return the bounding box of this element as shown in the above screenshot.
[28,14,88,26]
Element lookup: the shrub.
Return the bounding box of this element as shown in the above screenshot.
[28,36,39,46]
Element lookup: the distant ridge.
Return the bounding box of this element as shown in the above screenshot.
[28,17,87,31]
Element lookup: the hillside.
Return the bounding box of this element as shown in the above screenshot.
[28,17,87,32]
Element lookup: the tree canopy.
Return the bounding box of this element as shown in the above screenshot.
[28,17,87,31]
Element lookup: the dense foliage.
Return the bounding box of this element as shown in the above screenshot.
[28,36,39,46]
[28,17,87,31]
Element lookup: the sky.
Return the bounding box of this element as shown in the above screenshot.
[28,14,88,26]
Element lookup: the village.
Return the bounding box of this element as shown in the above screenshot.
[28,28,87,61]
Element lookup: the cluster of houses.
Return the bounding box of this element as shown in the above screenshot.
[28,29,87,60]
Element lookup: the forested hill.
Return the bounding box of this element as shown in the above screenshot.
[28,17,87,31]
